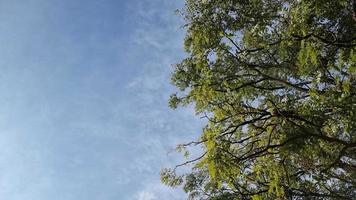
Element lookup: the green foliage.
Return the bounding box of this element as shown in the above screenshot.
[162,0,356,199]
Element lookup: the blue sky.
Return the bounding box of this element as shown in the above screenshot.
[0,0,203,199]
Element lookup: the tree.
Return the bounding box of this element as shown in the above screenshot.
[161,0,356,199]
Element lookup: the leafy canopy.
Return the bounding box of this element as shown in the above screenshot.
[162,0,356,199]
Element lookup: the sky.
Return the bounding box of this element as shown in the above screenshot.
[0,0,203,199]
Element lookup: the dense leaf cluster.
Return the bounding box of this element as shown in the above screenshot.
[162,0,356,199]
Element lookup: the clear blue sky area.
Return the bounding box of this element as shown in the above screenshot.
[0,0,202,199]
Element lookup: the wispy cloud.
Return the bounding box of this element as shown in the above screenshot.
[123,0,202,198]
[133,181,185,200]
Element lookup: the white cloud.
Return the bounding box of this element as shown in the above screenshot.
[133,181,185,200]
[136,191,156,200]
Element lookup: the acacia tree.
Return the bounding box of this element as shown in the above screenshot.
[161,0,356,199]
